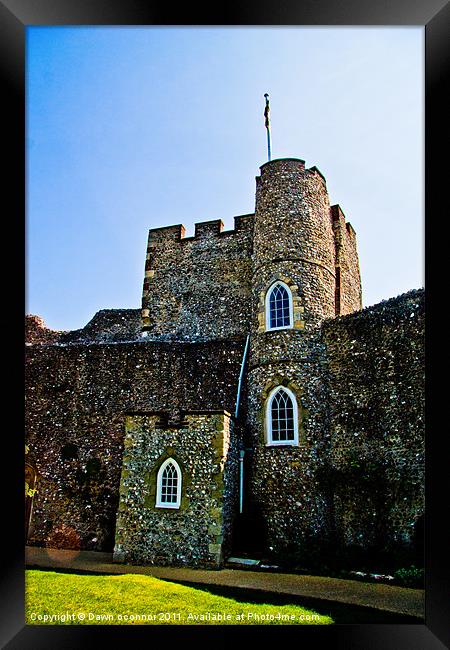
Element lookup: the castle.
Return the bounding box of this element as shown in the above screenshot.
[25,157,424,569]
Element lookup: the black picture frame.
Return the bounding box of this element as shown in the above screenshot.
[2,0,448,647]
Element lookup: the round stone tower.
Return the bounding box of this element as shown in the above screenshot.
[249,158,337,371]
[253,158,336,333]
[243,158,338,560]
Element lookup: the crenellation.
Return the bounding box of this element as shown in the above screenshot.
[234,213,254,232]
[141,209,254,340]
[306,165,327,184]
[331,204,362,315]
[194,219,224,238]
[346,221,356,237]
[148,224,186,241]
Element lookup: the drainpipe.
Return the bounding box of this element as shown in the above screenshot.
[239,450,245,514]
[235,335,250,419]
[235,335,250,514]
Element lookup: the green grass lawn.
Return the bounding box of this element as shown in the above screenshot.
[26,569,333,625]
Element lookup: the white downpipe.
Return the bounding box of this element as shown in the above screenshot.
[235,335,250,419]
[239,450,245,514]
[235,335,250,514]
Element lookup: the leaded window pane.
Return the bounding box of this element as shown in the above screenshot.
[271,389,295,441]
[269,284,291,328]
[161,462,179,503]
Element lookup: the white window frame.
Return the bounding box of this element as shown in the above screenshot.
[155,458,182,509]
[265,281,294,331]
[266,386,299,446]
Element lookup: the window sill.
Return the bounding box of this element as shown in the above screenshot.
[265,326,294,332]
[265,442,299,448]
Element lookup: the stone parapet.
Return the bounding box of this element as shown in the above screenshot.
[142,215,254,340]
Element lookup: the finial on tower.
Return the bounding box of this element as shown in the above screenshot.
[264,93,272,161]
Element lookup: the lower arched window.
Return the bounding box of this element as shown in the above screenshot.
[266,386,299,446]
[156,458,182,509]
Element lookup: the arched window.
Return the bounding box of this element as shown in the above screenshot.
[156,458,182,509]
[266,386,299,446]
[266,282,293,330]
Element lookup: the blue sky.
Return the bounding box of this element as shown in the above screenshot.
[27,27,423,331]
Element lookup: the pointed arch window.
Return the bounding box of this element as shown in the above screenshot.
[266,386,299,446]
[156,458,182,509]
[266,282,293,330]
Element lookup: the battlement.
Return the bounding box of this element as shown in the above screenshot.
[346,222,356,237]
[257,158,327,187]
[148,214,254,245]
[148,224,186,241]
[331,204,362,315]
[25,315,64,345]
[194,219,224,238]
[307,165,327,184]
[142,159,361,339]
[143,212,254,340]
[331,205,355,237]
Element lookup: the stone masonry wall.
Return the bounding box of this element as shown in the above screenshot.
[141,215,254,340]
[245,289,424,563]
[321,288,425,553]
[331,205,362,316]
[25,334,244,552]
[25,315,64,345]
[253,159,337,331]
[245,158,341,558]
[25,310,142,346]
[246,345,331,557]
[25,156,424,569]
[114,411,238,568]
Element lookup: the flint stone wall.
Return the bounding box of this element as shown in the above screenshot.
[25,315,64,345]
[25,310,143,346]
[246,289,424,560]
[25,329,245,552]
[321,288,425,551]
[331,205,362,316]
[246,336,331,555]
[25,156,422,568]
[141,215,254,340]
[253,160,337,330]
[114,412,237,568]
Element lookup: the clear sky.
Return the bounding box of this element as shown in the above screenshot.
[27,26,423,332]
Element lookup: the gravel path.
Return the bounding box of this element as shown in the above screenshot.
[25,546,424,619]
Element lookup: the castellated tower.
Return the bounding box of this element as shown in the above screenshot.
[253,158,337,334]
[244,158,362,558]
[24,148,424,570]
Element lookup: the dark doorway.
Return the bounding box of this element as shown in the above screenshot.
[231,451,267,558]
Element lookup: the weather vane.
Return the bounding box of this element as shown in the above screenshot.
[264,93,272,161]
